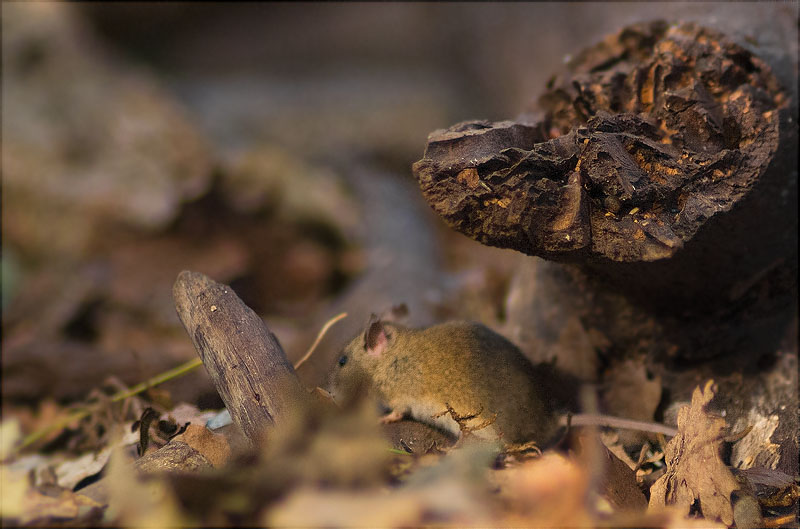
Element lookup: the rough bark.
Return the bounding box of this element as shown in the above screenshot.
[414,19,798,479]
[413,21,796,314]
[172,270,305,443]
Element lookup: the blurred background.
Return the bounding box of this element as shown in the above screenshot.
[3,2,795,418]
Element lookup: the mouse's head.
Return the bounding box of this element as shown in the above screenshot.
[327,315,402,404]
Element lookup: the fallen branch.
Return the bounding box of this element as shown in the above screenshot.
[172,270,305,443]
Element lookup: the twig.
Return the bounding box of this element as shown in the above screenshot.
[561,413,678,437]
[16,357,203,453]
[16,301,346,455]
[293,312,348,370]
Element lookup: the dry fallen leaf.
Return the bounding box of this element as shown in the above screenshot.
[171,424,231,468]
[55,446,112,490]
[648,380,741,526]
[590,437,649,512]
[0,466,28,520]
[0,418,29,521]
[0,418,23,462]
[266,443,497,527]
[20,487,104,526]
[496,452,594,527]
[3,416,104,525]
[264,487,426,528]
[615,506,727,528]
[106,447,188,527]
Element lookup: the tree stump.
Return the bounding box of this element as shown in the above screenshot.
[413,20,797,475]
[413,20,796,359]
[413,21,795,315]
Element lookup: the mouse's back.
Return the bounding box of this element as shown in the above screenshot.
[330,319,556,443]
[413,322,557,442]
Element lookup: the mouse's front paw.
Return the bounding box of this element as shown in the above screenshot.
[379,410,405,424]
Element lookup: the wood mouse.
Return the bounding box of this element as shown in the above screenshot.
[327,316,678,446]
[327,316,561,445]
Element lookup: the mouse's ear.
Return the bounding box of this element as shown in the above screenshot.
[364,317,388,357]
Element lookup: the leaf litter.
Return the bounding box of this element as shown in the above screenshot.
[6,375,789,527]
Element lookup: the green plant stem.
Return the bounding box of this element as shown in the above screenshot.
[17,357,204,452]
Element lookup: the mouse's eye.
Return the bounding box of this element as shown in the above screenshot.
[338,355,348,367]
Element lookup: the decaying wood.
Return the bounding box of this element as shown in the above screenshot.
[415,20,798,479]
[172,270,305,443]
[78,441,214,504]
[413,21,796,314]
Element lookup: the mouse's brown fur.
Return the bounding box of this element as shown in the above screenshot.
[328,318,559,445]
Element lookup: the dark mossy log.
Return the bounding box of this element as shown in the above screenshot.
[413,21,796,314]
[173,270,305,443]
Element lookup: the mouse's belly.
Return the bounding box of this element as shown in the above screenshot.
[393,397,501,440]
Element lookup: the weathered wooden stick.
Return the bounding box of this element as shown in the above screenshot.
[172,270,304,443]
